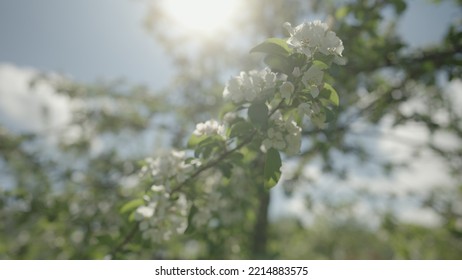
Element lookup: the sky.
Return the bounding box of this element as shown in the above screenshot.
[0,0,459,89]
[0,0,172,89]
[0,0,461,226]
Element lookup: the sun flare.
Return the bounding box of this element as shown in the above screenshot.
[160,0,239,36]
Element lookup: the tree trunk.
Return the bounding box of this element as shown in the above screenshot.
[251,186,270,258]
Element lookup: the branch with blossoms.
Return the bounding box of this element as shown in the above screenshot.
[112,20,345,257]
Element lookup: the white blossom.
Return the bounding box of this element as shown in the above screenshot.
[298,102,326,128]
[302,64,324,98]
[292,67,302,77]
[284,119,302,156]
[190,171,242,228]
[280,81,295,100]
[223,68,279,104]
[262,127,287,150]
[151,184,165,192]
[298,102,312,116]
[298,102,321,116]
[261,112,302,156]
[193,119,225,137]
[145,150,199,185]
[321,30,344,57]
[135,205,155,220]
[136,187,190,242]
[223,111,237,124]
[260,68,277,89]
[284,20,343,59]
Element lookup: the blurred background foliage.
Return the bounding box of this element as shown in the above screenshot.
[0,0,461,259]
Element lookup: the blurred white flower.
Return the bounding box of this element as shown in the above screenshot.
[193,119,225,137]
[284,119,302,156]
[261,112,302,156]
[302,64,324,98]
[223,68,280,103]
[136,187,190,242]
[263,127,287,151]
[280,81,295,100]
[135,205,155,220]
[151,185,165,192]
[145,150,198,185]
[292,67,302,77]
[321,30,344,57]
[223,111,237,124]
[298,102,311,116]
[284,20,343,59]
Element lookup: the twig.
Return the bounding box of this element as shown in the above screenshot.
[110,222,139,259]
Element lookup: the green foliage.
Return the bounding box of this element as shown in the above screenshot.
[264,148,282,189]
[250,38,291,56]
[321,83,339,107]
[248,102,269,129]
[120,199,144,215]
[194,136,225,158]
[229,120,254,139]
[270,217,462,259]
[391,0,407,15]
[264,54,293,74]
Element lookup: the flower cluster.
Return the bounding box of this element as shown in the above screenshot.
[302,64,324,98]
[142,150,200,185]
[223,68,281,103]
[261,111,302,156]
[135,185,189,242]
[284,20,344,60]
[193,119,225,137]
[190,173,223,228]
[280,81,295,100]
[298,101,326,128]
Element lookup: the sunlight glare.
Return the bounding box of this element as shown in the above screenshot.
[161,0,239,36]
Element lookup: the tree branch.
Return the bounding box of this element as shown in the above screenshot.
[110,222,139,259]
[111,99,286,256]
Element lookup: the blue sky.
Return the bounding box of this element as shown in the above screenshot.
[0,0,459,89]
[0,0,172,89]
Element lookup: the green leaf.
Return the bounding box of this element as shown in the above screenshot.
[95,235,115,247]
[228,152,244,164]
[313,60,329,70]
[324,107,337,123]
[128,211,136,222]
[250,38,291,56]
[248,102,268,129]
[184,205,198,234]
[311,111,327,128]
[392,0,407,15]
[120,198,144,214]
[187,134,206,148]
[335,6,349,19]
[194,136,224,158]
[313,52,335,66]
[289,53,308,69]
[264,148,282,189]
[264,54,292,74]
[323,83,339,106]
[229,121,254,138]
[218,162,233,178]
